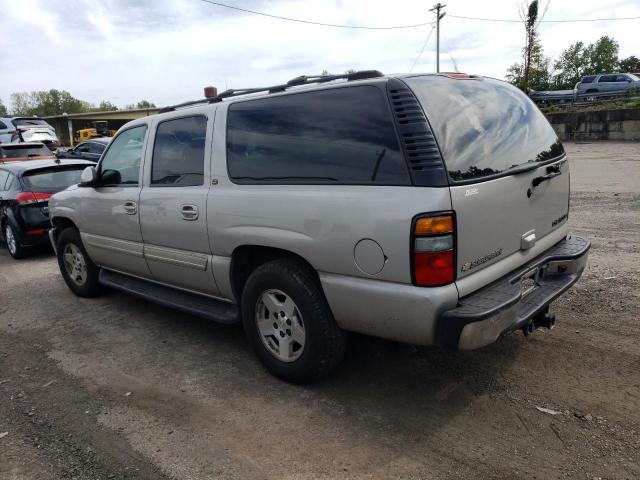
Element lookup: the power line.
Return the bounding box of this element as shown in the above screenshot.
[198,1,640,28]
[410,25,436,72]
[448,14,640,23]
[198,0,430,29]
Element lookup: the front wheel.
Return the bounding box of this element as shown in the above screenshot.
[56,227,102,297]
[241,258,346,383]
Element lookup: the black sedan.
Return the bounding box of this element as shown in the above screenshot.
[0,159,92,259]
[56,137,111,162]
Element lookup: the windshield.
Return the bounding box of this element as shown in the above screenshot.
[21,166,85,191]
[1,144,53,159]
[628,73,639,81]
[404,76,564,182]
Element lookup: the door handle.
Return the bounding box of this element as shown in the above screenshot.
[123,201,137,215]
[180,204,199,221]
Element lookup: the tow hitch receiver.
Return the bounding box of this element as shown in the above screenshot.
[523,307,556,336]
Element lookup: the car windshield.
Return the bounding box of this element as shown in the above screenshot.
[21,166,86,191]
[405,75,564,182]
[628,73,639,81]
[1,144,52,158]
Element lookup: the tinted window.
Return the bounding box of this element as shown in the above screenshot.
[599,75,618,82]
[22,167,86,192]
[99,126,146,186]
[581,76,596,84]
[616,75,631,82]
[89,142,107,154]
[0,170,8,190]
[12,118,50,127]
[152,116,206,186]
[227,86,410,185]
[405,76,564,182]
[0,121,7,129]
[0,144,52,159]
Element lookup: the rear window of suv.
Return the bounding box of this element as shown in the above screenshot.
[226,86,411,185]
[12,118,51,127]
[0,144,52,159]
[405,76,564,182]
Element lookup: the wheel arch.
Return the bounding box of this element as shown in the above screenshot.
[50,216,78,244]
[229,245,321,302]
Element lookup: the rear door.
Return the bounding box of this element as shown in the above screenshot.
[405,75,570,296]
[139,113,219,296]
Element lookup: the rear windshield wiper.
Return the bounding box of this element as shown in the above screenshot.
[506,162,542,175]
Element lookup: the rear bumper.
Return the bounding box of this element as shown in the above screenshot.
[437,235,590,350]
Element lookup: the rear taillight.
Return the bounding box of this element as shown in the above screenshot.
[14,192,52,205]
[412,213,455,287]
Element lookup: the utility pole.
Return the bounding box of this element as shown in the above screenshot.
[429,3,446,73]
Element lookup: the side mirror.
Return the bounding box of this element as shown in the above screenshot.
[79,166,98,187]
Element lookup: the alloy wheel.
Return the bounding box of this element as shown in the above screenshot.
[255,289,306,362]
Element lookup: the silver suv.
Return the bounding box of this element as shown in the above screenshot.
[48,71,590,382]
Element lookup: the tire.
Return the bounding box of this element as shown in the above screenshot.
[4,222,26,259]
[241,258,346,383]
[56,227,102,297]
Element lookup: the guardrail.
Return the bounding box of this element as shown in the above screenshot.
[531,89,638,107]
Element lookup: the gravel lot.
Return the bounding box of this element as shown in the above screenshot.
[1,141,639,480]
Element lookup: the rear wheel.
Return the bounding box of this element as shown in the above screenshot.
[241,258,346,383]
[4,223,26,259]
[56,227,102,297]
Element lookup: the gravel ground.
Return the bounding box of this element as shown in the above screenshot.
[0,141,639,480]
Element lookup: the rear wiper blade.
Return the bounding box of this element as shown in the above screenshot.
[506,162,542,175]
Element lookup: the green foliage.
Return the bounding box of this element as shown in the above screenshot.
[0,98,7,116]
[506,38,552,91]
[10,89,90,117]
[552,36,621,89]
[619,55,640,73]
[135,100,156,109]
[93,100,118,112]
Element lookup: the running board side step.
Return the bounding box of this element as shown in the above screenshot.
[99,269,240,324]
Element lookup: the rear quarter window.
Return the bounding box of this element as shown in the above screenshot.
[226,86,410,185]
[404,76,563,183]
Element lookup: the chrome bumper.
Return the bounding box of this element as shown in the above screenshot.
[438,235,591,350]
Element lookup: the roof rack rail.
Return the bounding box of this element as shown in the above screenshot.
[158,70,384,113]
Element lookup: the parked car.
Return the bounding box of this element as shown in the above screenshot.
[0,142,56,163]
[0,159,92,259]
[0,118,19,144]
[56,137,110,162]
[576,73,640,94]
[10,117,59,150]
[48,71,590,383]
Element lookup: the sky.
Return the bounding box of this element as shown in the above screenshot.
[0,0,638,109]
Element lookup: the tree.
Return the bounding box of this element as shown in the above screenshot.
[94,100,118,112]
[619,55,640,73]
[0,98,7,116]
[135,100,156,109]
[552,36,621,89]
[517,0,549,92]
[506,37,552,91]
[585,36,619,75]
[10,89,88,116]
[552,41,587,89]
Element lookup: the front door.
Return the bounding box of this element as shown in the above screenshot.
[79,125,151,278]
[139,114,219,296]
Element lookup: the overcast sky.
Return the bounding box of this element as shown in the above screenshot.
[1,0,638,108]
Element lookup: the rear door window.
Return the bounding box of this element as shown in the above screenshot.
[599,75,618,83]
[226,86,410,185]
[151,116,207,187]
[404,76,563,183]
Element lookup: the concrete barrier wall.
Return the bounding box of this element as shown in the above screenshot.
[546,108,640,141]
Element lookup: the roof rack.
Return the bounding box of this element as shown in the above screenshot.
[158,70,384,113]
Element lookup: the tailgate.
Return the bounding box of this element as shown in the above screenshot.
[404,75,570,295]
